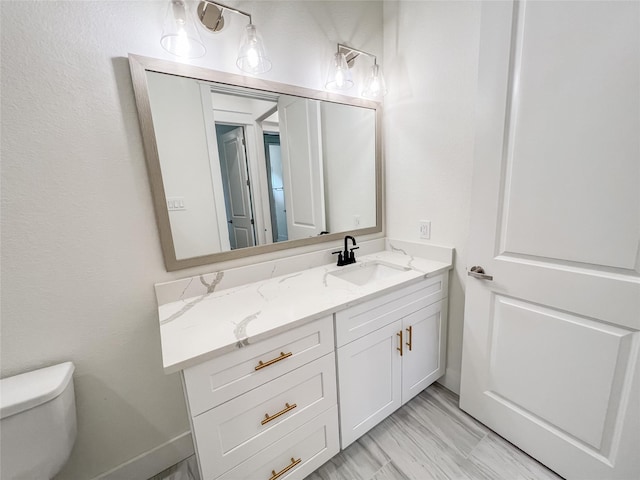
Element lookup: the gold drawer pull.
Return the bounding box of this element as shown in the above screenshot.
[261,402,297,425]
[397,330,403,356]
[269,457,301,480]
[255,351,292,371]
[406,325,413,351]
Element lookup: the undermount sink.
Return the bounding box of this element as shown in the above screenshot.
[328,261,411,286]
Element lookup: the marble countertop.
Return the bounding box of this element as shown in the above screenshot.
[158,249,451,373]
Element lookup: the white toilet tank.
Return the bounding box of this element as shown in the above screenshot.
[1,362,77,480]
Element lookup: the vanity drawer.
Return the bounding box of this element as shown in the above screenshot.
[183,316,334,415]
[335,274,447,347]
[194,354,337,479]
[216,405,339,480]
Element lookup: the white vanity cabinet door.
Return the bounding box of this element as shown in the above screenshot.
[401,300,447,404]
[336,278,449,449]
[217,405,340,480]
[337,320,403,448]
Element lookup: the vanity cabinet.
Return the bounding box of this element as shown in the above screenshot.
[335,274,448,447]
[174,267,450,478]
[182,316,339,480]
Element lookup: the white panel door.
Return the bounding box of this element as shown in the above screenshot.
[219,128,255,249]
[278,95,326,240]
[337,320,402,448]
[460,2,640,479]
[401,301,447,405]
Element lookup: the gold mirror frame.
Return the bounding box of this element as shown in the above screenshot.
[128,54,383,271]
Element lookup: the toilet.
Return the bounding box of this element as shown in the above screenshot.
[1,362,77,480]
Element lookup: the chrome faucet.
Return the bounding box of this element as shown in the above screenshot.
[332,235,359,266]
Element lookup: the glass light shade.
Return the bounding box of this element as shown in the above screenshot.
[325,52,354,91]
[236,24,272,74]
[160,0,206,58]
[362,63,387,99]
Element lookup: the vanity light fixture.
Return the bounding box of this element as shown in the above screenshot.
[325,49,354,91]
[196,0,272,75]
[362,61,387,99]
[160,0,206,58]
[325,44,387,99]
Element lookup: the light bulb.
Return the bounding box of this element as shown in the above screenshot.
[237,24,271,74]
[362,63,387,99]
[325,52,353,91]
[247,45,260,69]
[160,0,206,58]
[174,29,190,57]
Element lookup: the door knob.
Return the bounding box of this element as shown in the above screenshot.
[468,266,493,281]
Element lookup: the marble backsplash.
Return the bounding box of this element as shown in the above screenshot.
[154,238,453,307]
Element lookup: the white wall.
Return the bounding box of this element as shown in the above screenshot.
[383,1,481,393]
[0,1,382,478]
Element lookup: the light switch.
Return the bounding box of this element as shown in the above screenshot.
[167,197,186,211]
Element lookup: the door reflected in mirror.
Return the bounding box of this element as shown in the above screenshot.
[264,133,288,243]
[130,55,381,270]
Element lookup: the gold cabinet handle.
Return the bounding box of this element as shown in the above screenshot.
[255,351,292,371]
[269,457,301,480]
[406,325,413,351]
[261,402,297,425]
[397,330,403,356]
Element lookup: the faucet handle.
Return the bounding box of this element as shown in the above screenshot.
[348,246,359,263]
[332,250,344,266]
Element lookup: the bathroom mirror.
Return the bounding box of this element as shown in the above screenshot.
[129,55,382,271]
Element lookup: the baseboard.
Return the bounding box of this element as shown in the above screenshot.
[93,431,194,480]
[437,368,461,395]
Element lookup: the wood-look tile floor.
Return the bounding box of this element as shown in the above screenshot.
[305,383,563,480]
[150,454,200,480]
[152,383,563,480]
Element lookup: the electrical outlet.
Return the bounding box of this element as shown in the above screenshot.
[419,220,431,239]
[354,215,361,227]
